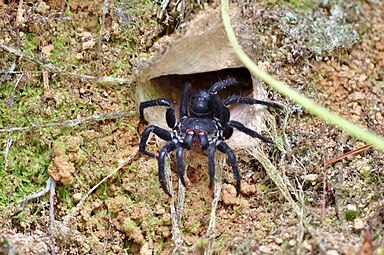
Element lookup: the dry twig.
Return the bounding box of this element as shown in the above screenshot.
[0,42,132,85]
[0,110,136,132]
[320,144,371,218]
[62,154,136,227]
[3,134,12,169]
[324,144,372,166]
[19,177,55,210]
[98,0,110,55]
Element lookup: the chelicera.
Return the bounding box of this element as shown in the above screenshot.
[139,77,282,196]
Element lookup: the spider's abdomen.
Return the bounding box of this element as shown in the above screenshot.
[179,118,217,134]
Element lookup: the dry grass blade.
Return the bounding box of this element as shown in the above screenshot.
[204,153,225,255]
[248,147,316,237]
[168,153,225,255]
[167,157,184,254]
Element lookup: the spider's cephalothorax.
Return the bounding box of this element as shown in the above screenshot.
[139,77,282,196]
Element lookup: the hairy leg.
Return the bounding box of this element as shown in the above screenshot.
[217,141,241,196]
[228,120,273,144]
[207,142,217,189]
[180,80,191,118]
[224,95,283,108]
[208,77,238,94]
[139,125,173,158]
[158,141,177,196]
[139,98,177,128]
[175,144,186,187]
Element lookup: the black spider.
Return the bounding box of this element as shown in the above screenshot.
[139,77,282,196]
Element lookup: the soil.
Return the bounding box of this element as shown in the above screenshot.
[0,0,383,255]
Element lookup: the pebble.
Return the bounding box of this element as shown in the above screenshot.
[35,1,50,15]
[353,218,365,231]
[259,245,272,253]
[288,239,297,246]
[72,192,82,201]
[79,87,86,94]
[302,240,312,251]
[274,237,283,244]
[240,183,257,195]
[155,205,165,215]
[302,174,318,182]
[326,250,339,255]
[346,204,357,212]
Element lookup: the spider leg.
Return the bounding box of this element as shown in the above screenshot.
[208,77,236,125]
[222,126,234,140]
[139,125,173,158]
[211,94,230,126]
[224,95,283,109]
[207,142,216,189]
[217,141,240,196]
[175,144,186,187]
[208,77,238,94]
[139,98,176,128]
[228,120,273,144]
[180,80,191,118]
[158,141,177,196]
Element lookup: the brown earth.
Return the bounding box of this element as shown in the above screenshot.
[0,0,383,254]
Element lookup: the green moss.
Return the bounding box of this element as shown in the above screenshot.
[122,217,138,232]
[345,209,358,221]
[195,237,209,249]
[286,0,314,10]
[21,32,38,54]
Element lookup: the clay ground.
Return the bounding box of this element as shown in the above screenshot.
[0,0,383,254]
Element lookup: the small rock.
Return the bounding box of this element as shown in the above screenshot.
[240,183,256,196]
[35,1,50,15]
[72,192,82,201]
[274,237,283,244]
[326,250,339,255]
[139,242,152,255]
[41,44,54,59]
[82,39,95,50]
[375,41,384,51]
[79,87,86,94]
[288,239,297,246]
[301,174,318,182]
[259,245,272,253]
[353,218,365,231]
[155,205,165,215]
[162,229,171,238]
[221,184,240,206]
[347,204,357,212]
[81,32,95,50]
[302,240,312,251]
[75,52,84,60]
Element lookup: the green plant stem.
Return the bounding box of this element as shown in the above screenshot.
[221,0,384,152]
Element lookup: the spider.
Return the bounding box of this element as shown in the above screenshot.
[139,77,282,196]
